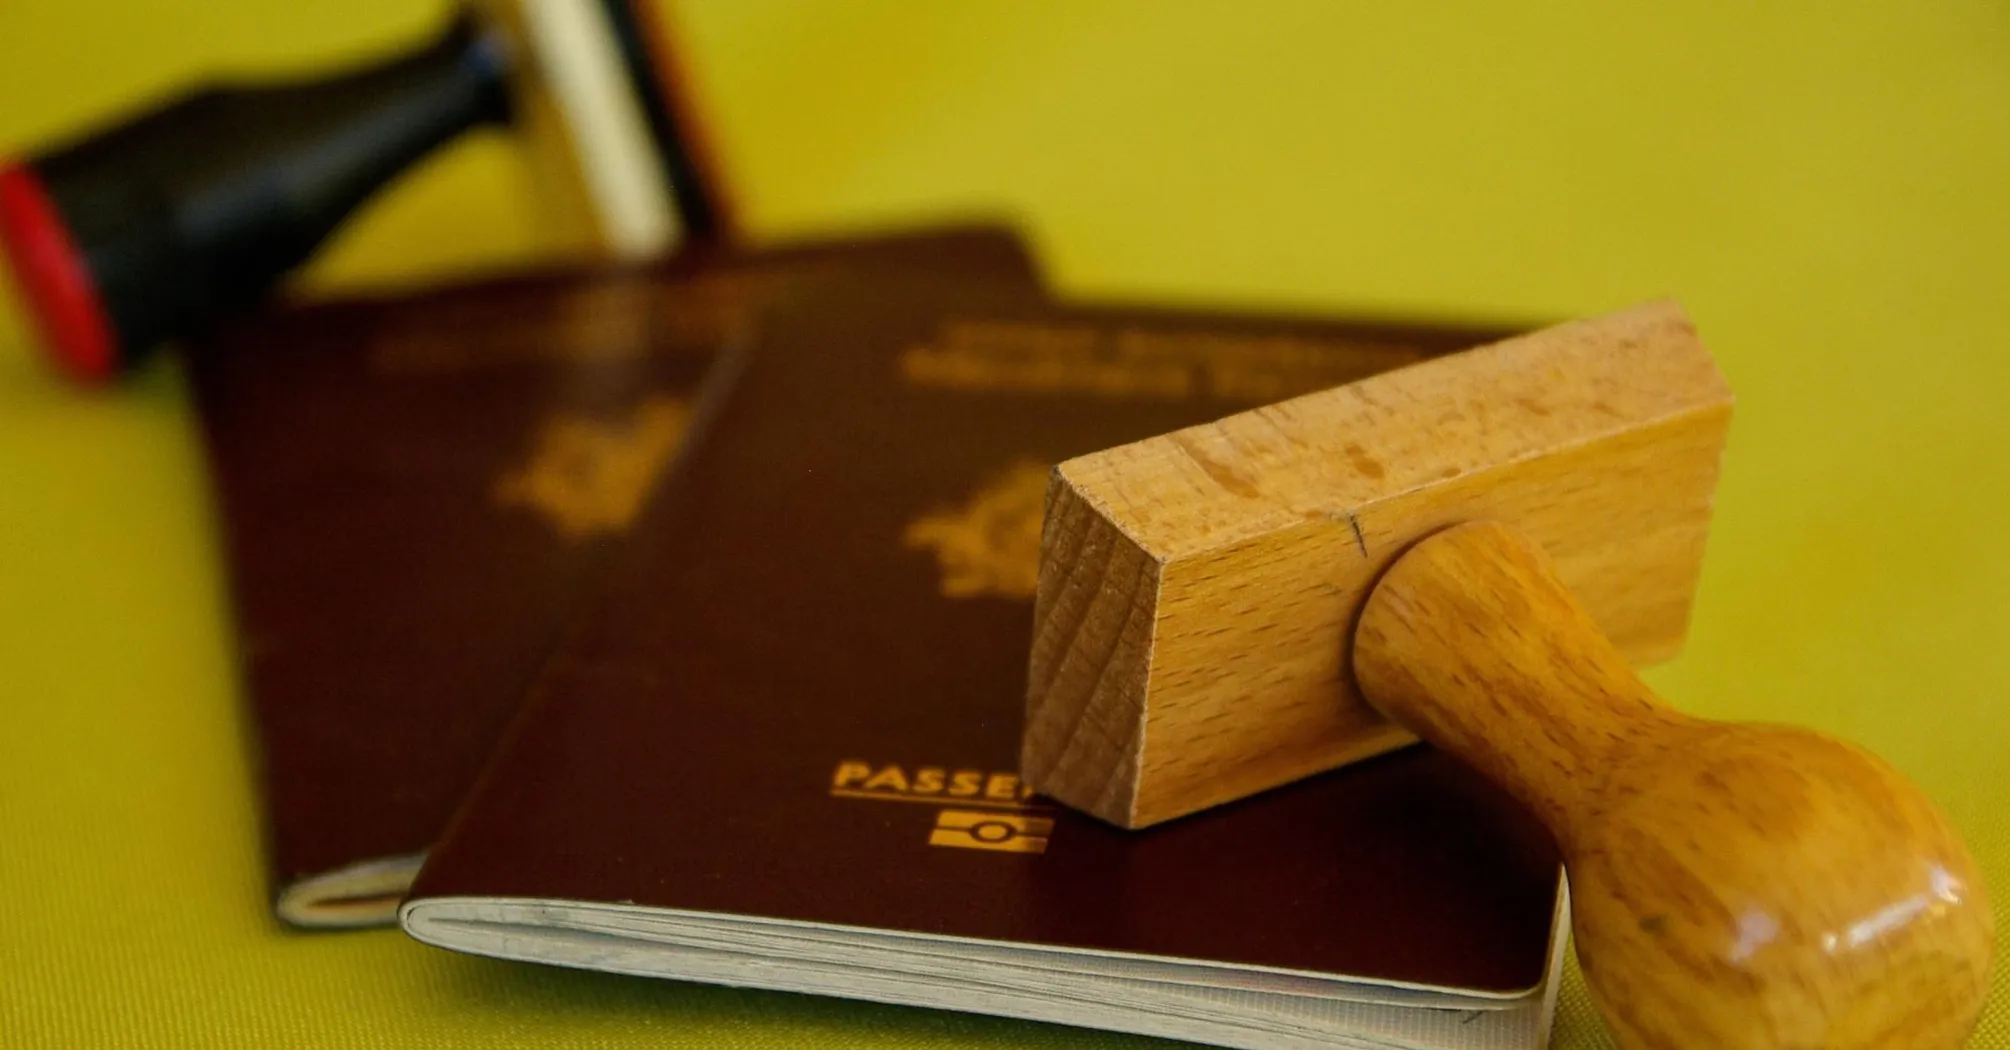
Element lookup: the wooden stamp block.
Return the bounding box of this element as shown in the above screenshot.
[1022,300,1733,828]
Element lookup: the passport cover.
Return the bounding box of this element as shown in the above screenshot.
[188,227,1040,928]
[402,276,1566,1050]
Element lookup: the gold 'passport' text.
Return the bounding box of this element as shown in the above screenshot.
[830,760,1041,809]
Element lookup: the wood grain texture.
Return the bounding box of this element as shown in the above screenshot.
[1356,522,1994,1050]
[1023,301,1733,827]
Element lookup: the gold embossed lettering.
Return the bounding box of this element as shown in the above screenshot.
[862,765,910,792]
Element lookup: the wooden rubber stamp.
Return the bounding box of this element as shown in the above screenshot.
[1024,301,1994,1048]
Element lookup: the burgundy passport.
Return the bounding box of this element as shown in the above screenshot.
[401,276,1566,1050]
[188,227,1041,928]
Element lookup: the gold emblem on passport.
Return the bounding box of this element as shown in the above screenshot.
[493,395,690,539]
[902,459,1048,599]
[930,810,1053,854]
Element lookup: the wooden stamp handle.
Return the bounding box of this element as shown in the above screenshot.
[1355,522,1994,1050]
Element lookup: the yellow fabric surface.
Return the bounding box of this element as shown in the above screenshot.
[1,1,2005,1047]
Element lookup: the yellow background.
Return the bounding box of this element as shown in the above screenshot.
[1,1,2005,1047]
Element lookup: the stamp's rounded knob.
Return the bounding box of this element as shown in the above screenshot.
[1354,521,1994,1050]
